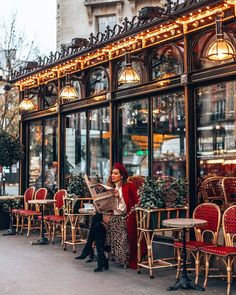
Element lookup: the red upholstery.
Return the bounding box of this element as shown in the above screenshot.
[223,205,236,234]
[194,203,220,233]
[175,241,214,250]
[25,187,35,203]
[34,188,47,201]
[12,209,21,214]
[54,189,66,210]
[37,215,52,221]
[50,215,64,222]
[19,210,41,216]
[201,245,236,256]
[222,177,236,203]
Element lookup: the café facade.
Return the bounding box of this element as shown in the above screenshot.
[11,0,236,214]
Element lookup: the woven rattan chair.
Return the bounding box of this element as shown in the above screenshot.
[19,188,47,236]
[174,203,221,285]
[201,205,236,295]
[127,175,145,191]
[222,177,236,207]
[12,186,35,233]
[201,177,224,206]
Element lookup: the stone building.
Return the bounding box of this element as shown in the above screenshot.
[56,0,164,49]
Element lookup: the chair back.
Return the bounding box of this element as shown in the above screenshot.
[223,205,236,247]
[24,186,35,210]
[193,203,221,244]
[201,176,224,203]
[54,189,67,215]
[128,175,145,191]
[34,188,47,211]
[222,177,236,204]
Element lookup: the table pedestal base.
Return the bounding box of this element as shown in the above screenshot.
[30,237,49,246]
[2,228,17,236]
[167,277,204,291]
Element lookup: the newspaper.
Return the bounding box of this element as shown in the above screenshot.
[84,174,118,213]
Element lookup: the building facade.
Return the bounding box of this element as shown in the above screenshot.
[56,0,164,49]
[11,0,236,214]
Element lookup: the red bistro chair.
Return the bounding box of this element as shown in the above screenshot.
[201,205,236,295]
[201,177,224,205]
[174,203,221,284]
[222,177,236,207]
[19,188,47,236]
[12,186,35,232]
[38,189,66,244]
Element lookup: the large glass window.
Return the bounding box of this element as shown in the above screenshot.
[65,107,110,183]
[89,107,110,181]
[87,68,109,97]
[118,99,149,176]
[96,15,116,33]
[153,92,186,178]
[28,118,58,191]
[29,121,43,188]
[65,112,87,179]
[196,81,236,179]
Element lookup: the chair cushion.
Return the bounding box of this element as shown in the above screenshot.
[19,209,41,216]
[50,215,64,222]
[201,245,236,256]
[175,240,214,250]
[37,215,52,221]
[12,209,21,214]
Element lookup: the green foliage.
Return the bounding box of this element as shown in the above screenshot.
[0,131,24,167]
[138,178,164,209]
[138,176,188,209]
[66,173,90,197]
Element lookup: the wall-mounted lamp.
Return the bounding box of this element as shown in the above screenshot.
[206,13,235,61]
[59,73,79,101]
[118,53,141,85]
[19,90,34,112]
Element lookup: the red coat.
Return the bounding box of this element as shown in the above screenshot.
[122,182,139,269]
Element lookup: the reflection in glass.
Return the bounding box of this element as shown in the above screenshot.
[152,45,183,81]
[65,112,87,181]
[196,81,236,179]
[43,83,58,108]
[87,68,108,97]
[44,118,58,194]
[89,108,110,182]
[153,92,186,178]
[29,121,43,188]
[119,99,148,176]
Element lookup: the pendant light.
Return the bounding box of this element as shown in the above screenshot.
[59,73,79,101]
[19,90,34,112]
[118,53,141,85]
[206,13,235,61]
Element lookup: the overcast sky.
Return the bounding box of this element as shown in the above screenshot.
[0,0,56,55]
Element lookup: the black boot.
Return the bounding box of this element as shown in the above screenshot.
[75,245,92,260]
[75,213,102,260]
[94,253,109,272]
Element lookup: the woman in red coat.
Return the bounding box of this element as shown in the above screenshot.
[75,163,140,271]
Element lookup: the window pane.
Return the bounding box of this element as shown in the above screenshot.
[97,15,116,33]
[44,118,58,194]
[196,81,236,178]
[119,99,149,176]
[87,68,109,97]
[65,112,87,180]
[29,121,43,188]
[153,92,186,178]
[89,107,110,182]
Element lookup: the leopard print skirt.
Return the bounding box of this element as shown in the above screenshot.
[105,215,129,266]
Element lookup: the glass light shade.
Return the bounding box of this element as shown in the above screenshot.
[59,84,79,100]
[19,98,34,111]
[118,65,140,84]
[206,38,235,61]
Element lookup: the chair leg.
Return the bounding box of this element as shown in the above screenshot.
[61,222,64,245]
[15,213,19,232]
[52,222,56,244]
[27,216,32,237]
[195,250,200,285]
[226,256,231,295]
[176,247,181,279]
[20,215,24,234]
[203,253,210,288]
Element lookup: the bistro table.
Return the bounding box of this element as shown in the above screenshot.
[28,199,56,245]
[1,195,24,236]
[162,218,207,291]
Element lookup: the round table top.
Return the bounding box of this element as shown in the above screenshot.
[0,195,24,201]
[162,218,207,229]
[28,199,56,205]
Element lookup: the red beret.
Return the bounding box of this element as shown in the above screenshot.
[113,163,128,179]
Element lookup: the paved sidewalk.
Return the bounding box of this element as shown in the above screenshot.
[0,231,233,295]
